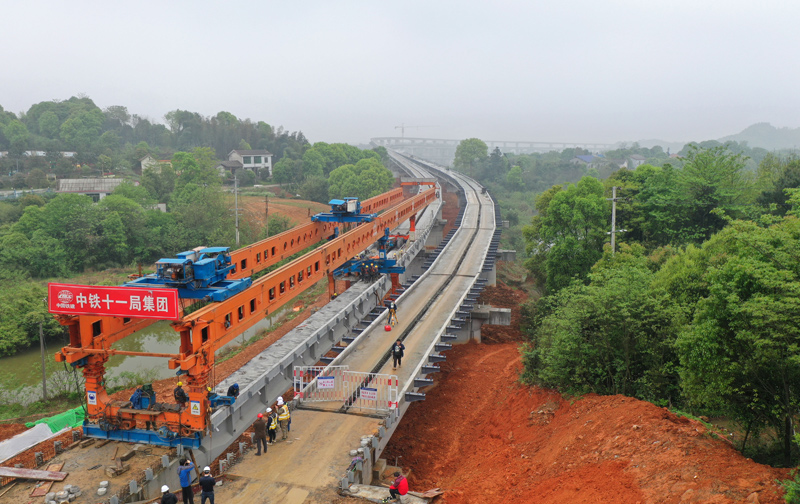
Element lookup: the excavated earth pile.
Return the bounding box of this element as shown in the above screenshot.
[382,283,789,504]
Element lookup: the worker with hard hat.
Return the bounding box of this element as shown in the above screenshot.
[253,412,268,455]
[267,407,278,444]
[160,484,178,504]
[174,381,188,407]
[199,466,215,504]
[277,397,291,441]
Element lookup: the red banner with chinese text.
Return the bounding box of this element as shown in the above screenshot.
[48,283,181,320]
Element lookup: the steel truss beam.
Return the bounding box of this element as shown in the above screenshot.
[55,186,437,435]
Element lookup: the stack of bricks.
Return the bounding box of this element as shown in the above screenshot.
[0,427,83,487]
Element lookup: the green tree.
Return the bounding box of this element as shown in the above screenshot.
[100,211,128,264]
[103,105,131,128]
[3,120,30,156]
[525,177,609,292]
[505,165,524,189]
[37,110,61,138]
[299,176,329,203]
[757,156,800,215]
[453,138,488,176]
[272,158,295,186]
[301,149,326,179]
[675,145,752,243]
[0,283,65,355]
[523,245,682,402]
[97,154,113,173]
[237,169,256,187]
[59,109,104,151]
[173,150,220,190]
[676,217,800,463]
[140,164,176,204]
[523,184,564,287]
[35,194,103,272]
[328,158,394,201]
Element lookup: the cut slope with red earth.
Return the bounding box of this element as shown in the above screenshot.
[382,282,789,504]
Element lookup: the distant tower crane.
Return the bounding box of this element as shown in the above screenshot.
[394,123,425,138]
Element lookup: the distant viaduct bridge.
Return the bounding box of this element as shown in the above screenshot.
[370,136,615,166]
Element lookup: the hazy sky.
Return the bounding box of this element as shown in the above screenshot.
[2,0,799,145]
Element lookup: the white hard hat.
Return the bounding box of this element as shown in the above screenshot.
[203,466,211,473]
[266,407,272,413]
[161,485,169,493]
[277,397,284,406]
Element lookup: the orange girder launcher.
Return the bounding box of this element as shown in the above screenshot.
[52,187,434,447]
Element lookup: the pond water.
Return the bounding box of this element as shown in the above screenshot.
[0,321,183,388]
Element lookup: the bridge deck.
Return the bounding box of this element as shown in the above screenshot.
[213,172,495,502]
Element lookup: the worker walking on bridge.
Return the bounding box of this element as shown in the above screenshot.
[277,397,291,441]
[391,339,405,370]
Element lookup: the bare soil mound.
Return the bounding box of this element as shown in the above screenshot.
[383,344,788,503]
[241,195,329,228]
[0,422,30,442]
[477,282,528,344]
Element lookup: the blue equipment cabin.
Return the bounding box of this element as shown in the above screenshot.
[311,197,378,223]
[125,246,252,302]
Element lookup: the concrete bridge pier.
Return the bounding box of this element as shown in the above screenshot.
[479,262,497,287]
[448,305,512,344]
[424,218,446,250]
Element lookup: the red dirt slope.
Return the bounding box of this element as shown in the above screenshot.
[382,283,788,504]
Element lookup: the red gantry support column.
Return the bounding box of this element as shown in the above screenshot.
[327,271,337,300]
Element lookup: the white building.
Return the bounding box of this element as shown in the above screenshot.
[57,178,125,202]
[227,149,273,176]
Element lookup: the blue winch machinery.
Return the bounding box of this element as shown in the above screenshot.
[312,197,379,241]
[124,247,252,302]
[332,228,407,280]
[311,197,378,224]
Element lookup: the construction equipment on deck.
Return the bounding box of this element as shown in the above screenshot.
[51,186,437,447]
[124,247,251,302]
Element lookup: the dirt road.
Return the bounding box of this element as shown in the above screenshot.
[210,409,380,504]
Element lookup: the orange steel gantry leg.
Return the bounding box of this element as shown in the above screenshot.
[54,187,437,436]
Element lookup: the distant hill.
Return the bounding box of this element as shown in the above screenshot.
[628,123,800,153]
[719,122,800,150]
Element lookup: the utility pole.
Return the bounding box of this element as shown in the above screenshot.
[265,194,269,239]
[606,186,626,255]
[234,175,240,247]
[39,321,47,401]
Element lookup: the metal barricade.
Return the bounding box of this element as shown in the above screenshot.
[294,366,398,414]
[294,366,350,403]
[342,371,398,413]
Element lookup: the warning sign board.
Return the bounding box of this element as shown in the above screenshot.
[190,401,201,416]
[87,391,97,405]
[318,376,335,389]
[360,387,378,401]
